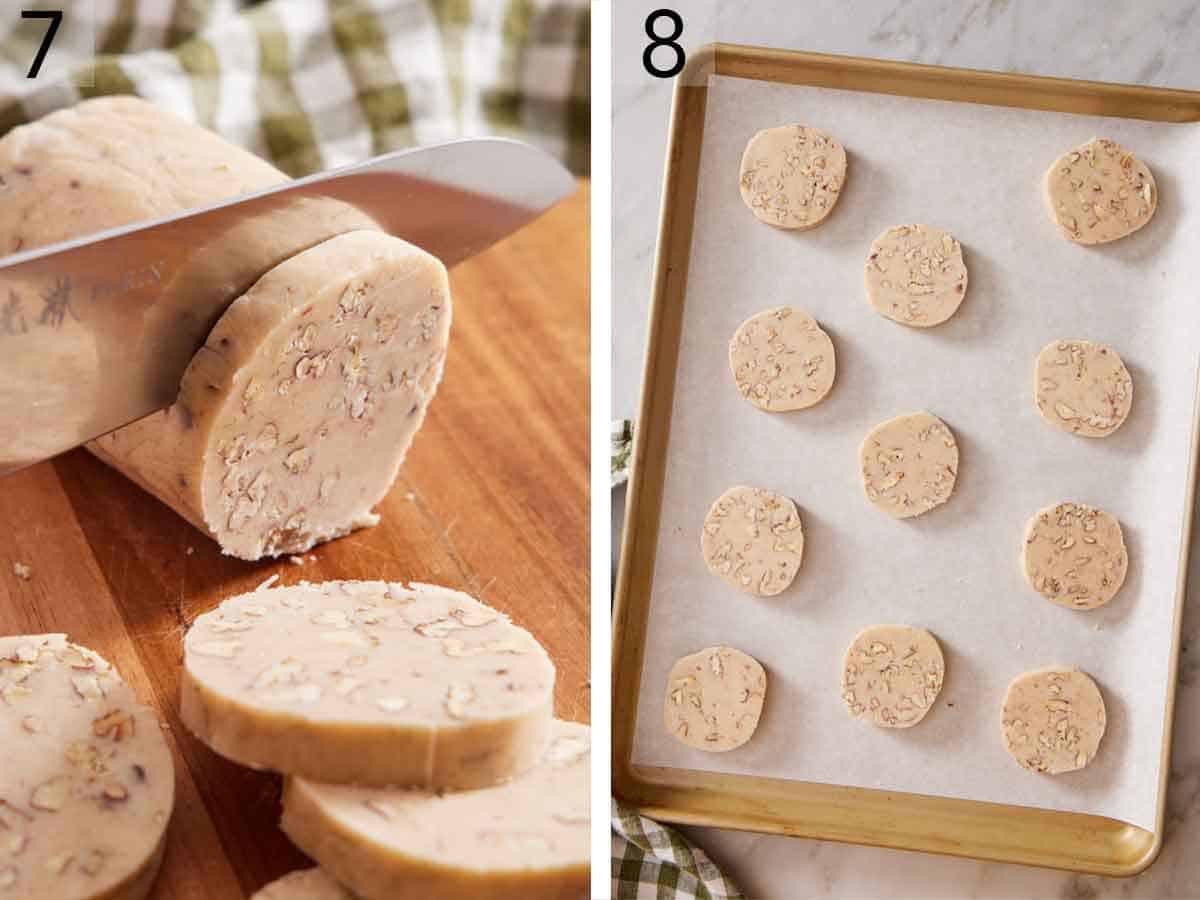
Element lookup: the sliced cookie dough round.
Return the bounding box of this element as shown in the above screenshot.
[0,635,174,900]
[865,225,968,327]
[860,412,959,519]
[738,124,847,230]
[1022,501,1128,610]
[90,229,452,560]
[1001,667,1106,774]
[1034,339,1132,438]
[1044,138,1157,245]
[841,625,944,728]
[281,720,589,900]
[728,306,836,411]
[700,485,804,596]
[664,646,766,752]
[251,869,355,900]
[181,581,555,789]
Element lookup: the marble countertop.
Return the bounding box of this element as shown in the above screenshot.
[612,2,1200,896]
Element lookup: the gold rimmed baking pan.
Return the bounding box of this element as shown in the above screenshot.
[611,43,1200,876]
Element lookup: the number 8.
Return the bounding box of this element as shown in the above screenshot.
[643,9,684,79]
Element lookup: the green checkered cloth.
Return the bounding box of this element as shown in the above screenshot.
[612,800,745,900]
[0,0,588,176]
[612,418,632,486]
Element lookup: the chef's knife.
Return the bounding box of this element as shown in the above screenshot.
[0,137,576,475]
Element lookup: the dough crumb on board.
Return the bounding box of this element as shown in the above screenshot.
[281,720,590,900]
[1034,339,1132,438]
[1002,667,1106,774]
[180,581,555,790]
[664,646,767,752]
[700,485,804,597]
[738,124,847,230]
[728,306,836,411]
[1022,501,1127,610]
[864,224,968,327]
[841,624,944,728]
[0,634,175,899]
[860,412,959,519]
[11,562,31,580]
[1044,137,1157,245]
[251,868,355,900]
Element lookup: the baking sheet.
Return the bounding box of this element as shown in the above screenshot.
[630,74,1200,831]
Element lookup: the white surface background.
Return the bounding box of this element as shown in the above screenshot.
[612,2,1200,897]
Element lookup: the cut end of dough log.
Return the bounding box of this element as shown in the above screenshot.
[728,306,836,411]
[664,646,766,751]
[1001,667,1106,774]
[700,485,804,596]
[1022,501,1127,610]
[281,719,590,900]
[738,124,847,230]
[0,634,174,900]
[841,624,944,728]
[1044,137,1157,245]
[90,230,452,560]
[181,580,555,789]
[860,412,959,519]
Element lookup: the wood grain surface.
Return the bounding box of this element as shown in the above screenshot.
[0,181,590,899]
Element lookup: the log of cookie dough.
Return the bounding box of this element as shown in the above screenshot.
[251,869,355,900]
[700,485,804,597]
[865,225,968,328]
[728,307,836,411]
[1044,138,1157,245]
[0,635,174,900]
[1022,501,1128,610]
[89,230,451,559]
[280,720,589,900]
[860,412,959,519]
[181,581,554,789]
[664,646,766,752]
[841,625,944,728]
[1001,667,1106,774]
[0,96,425,560]
[0,96,375,422]
[738,124,847,230]
[1034,339,1132,438]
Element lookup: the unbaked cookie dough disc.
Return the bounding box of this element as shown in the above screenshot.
[664,646,767,751]
[700,486,804,596]
[1022,502,1128,610]
[251,869,354,900]
[181,581,555,789]
[841,625,944,728]
[865,225,968,327]
[1044,138,1157,245]
[860,412,959,519]
[738,124,847,230]
[728,307,836,411]
[1001,667,1106,774]
[0,635,175,900]
[1034,340,1133,438]
[281,720,589,900]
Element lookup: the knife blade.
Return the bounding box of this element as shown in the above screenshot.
[0,137,576,475]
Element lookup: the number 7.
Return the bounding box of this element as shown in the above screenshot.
[22,10,62,79]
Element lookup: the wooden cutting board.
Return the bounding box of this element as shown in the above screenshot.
[0,181,590,898]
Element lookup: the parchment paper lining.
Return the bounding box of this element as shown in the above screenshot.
[630,74,1199,831]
